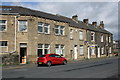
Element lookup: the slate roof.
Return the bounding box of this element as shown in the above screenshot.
[0,6,112,34]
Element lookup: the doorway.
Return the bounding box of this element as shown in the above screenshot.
[20,43,27,64]
[74,45,77,60]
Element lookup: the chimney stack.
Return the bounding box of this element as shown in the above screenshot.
[72,15,78,21]
[83,19,89,24]
[100,21,104,28]
[92,22,97,27]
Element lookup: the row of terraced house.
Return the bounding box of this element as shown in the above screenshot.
[0,6,113,64]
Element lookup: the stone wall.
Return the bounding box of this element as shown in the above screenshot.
[1,53,19,65]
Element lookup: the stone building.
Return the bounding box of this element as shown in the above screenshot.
[0,6,113,64]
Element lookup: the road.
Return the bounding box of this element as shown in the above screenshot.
[2,57,119,78]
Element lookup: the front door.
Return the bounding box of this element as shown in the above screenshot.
[98,47,100,58]
[20,43,27,64]
[88,46,90,59]
[74,45,78,60]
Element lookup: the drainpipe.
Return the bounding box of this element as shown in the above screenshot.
[14,16,17,52]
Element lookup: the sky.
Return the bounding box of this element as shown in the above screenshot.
[1,1,118,40]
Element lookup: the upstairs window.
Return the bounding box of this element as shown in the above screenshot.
[79,31,83,40]
[101,33,104,42]
[0,20,7,32]
[109,36,111,43]
[18,21,27,32]
[70,29,73,39]
[91,32,95,41]
[0,41,7,47]
[38,22,50,34]
[55,25,65,35]
[38,22,44,33]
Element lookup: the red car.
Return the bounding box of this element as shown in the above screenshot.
[37,54,67,67]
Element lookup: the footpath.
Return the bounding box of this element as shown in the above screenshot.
[2,56,118,70]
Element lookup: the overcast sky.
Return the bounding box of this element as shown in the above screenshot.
[2,2,118,40]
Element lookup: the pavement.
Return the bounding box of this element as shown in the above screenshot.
[2,56,118,70]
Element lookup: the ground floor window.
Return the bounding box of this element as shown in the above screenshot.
[91,48,95,55]
[80,45,84,56]
[55,44,65,56]
[0,41,7,47]
[38,44,50,57]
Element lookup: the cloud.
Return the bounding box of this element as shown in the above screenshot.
[2,2,118,40]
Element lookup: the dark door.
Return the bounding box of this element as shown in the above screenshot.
[20,48,27,63]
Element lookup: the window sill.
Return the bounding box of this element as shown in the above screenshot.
[79,39,84,41]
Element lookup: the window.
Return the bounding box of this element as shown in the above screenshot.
[109,36,111,43]
[80,45,84,56]
[44,23,50,34]
[38,22,50,34]
[101,33,104,42]
[55,44,65,56]
[0,20,7,32]
[79,31,83,40]
[70,29,73,39]
[38,22,44,33]
[0,41,7,47]
[101,47,104,55]
[55,25,59,35]
[18,21,27,32]
[91,32,95,41]
[91,48,95,55]
[55,25,65,35]
[60,26,64,35]
[38,44,50,57]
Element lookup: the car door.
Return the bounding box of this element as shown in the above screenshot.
[54,55,63,64]
[49,54,57,64]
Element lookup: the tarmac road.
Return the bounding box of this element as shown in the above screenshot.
[2,57,119,78]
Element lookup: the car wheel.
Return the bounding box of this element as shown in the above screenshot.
[46,61,52,67]
[63,60,67,65]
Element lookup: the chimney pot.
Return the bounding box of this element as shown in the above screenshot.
[72,15,78,21]
[83,19,89,24]
[92,22,97,26]
[100,21,104,28]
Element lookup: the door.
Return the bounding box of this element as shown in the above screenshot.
[20,48,27,64]
[98,47,100,58]
[20,43,27,64]
[74,45,78,60]
[88,46,90,59]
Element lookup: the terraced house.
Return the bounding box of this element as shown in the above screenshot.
[0,6,113,64]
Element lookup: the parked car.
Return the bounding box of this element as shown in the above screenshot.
[37,54,67,67]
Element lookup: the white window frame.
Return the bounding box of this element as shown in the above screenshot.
[18,20,27,32]
[0,41,8,47]
[44,23,50,34]
[38,44,50,56]
[38,22,44,33]
[70,29,73,39]
[55,44,65,56]
[80,45,84,56]
[60,26,65,35]
[55,25,65,35]
[79,31,83,40]
[91,32,95,41]
[38,22,50,34]
[0,20,7,32]
[109,36,111,43]
[101,33,104,42]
